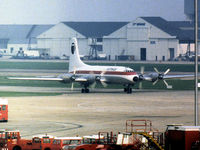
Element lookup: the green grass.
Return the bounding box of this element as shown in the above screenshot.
[0,61,197,72]
[0,61,197,96]
[0,91,62,97]
[0,61,68,70]
[1,75,196,91]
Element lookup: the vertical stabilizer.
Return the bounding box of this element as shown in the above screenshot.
[69,38,88,72]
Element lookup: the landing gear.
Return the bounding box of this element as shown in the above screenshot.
[81,88,89,93]
[124,85,132,94]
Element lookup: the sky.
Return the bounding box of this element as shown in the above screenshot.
[0,0,186,24]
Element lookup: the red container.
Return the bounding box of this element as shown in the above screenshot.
[165,125,200,150]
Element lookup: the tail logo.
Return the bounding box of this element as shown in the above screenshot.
[71,43,75,54]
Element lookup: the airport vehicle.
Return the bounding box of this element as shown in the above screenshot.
[9,38,195,94]
[52,137,82,149]
[62,120,164,150]
[0,130,83,150]
[0,99,8,122]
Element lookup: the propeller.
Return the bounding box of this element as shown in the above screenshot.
[71,67,76,91]
[138,66,145,89]
[153,68,170,80]
[93,71,108,88]
[152,68,172,89]
[90,71,107,89]
[99,71,108,87]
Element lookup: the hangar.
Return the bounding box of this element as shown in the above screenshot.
[36,22,128,59]
[0,17,196,61]
[104,17,199,61]
[0,25,53,56]
[36,17,196,61]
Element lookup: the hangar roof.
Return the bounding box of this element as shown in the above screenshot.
[63,22,129,38]
[141,17,198,43]
[169,21,200,43]
[0,25,53,44]
[141,17,180,37]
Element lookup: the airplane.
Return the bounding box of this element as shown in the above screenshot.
[9,38,195,94]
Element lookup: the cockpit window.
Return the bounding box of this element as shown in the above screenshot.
[125,68,134,72]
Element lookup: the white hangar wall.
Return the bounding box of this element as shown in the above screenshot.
[35,18,184,61]
[103,25,127,60]
[37,23,89,57]
[103,17,179,61]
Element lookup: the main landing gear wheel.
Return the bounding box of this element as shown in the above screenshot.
[128,88,132,94]
[124,85,132,94]
[81,88,89,93]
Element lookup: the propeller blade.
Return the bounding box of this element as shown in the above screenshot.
[101,71,106,76]
[139,82,142,89]
[140,66,144,74]
[101,81,108,87]
[71,83,74,91]
[153,79,158,85]
[154,67,160,74]
[163,80,172,89]
[164,69,170,75]
[91,82,96,89]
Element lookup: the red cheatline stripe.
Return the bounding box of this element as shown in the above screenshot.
[70,70,137,75]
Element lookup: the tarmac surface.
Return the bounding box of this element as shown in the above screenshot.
[1,89,197,139]
[0,63,197,139]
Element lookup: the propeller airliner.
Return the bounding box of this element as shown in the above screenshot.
[9,38,195,94]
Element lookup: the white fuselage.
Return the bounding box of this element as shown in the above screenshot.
[70,65,138,85]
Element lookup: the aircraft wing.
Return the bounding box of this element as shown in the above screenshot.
[8,76,64,81]
[163,74,195,79]
[74,78,88,82]
[8,74,90,83]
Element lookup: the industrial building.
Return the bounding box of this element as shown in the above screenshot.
[0,25,53,56]
[36,17,196,61]
[0,17,197,61]
[36,22,128,60]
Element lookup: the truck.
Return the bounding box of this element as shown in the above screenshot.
[0,99,8,122]
[0,130,83,150]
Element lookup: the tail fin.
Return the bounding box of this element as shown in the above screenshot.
[69,38,88,72]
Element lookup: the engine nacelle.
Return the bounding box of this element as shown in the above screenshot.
[133,76,139,82]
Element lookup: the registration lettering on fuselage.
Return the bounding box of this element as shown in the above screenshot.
[106,68,117,71]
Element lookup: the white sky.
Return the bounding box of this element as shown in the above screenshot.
[0,0,186,24]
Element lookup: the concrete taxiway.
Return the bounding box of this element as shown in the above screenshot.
[1,90,197,139]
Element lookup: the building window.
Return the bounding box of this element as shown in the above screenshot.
[2,105,6,111]
[10,47,14,53]
[150,41,156,44]
[4,50,6,53]
[132,23,136,26]
[96,45,103,51]
[162,56,165,61]
[137,23,145,26]
[97,38,103,42]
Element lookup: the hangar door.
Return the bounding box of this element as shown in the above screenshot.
[169,48,174,60]
[140,48,146,61]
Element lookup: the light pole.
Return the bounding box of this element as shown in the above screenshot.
[194,0,199,126]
